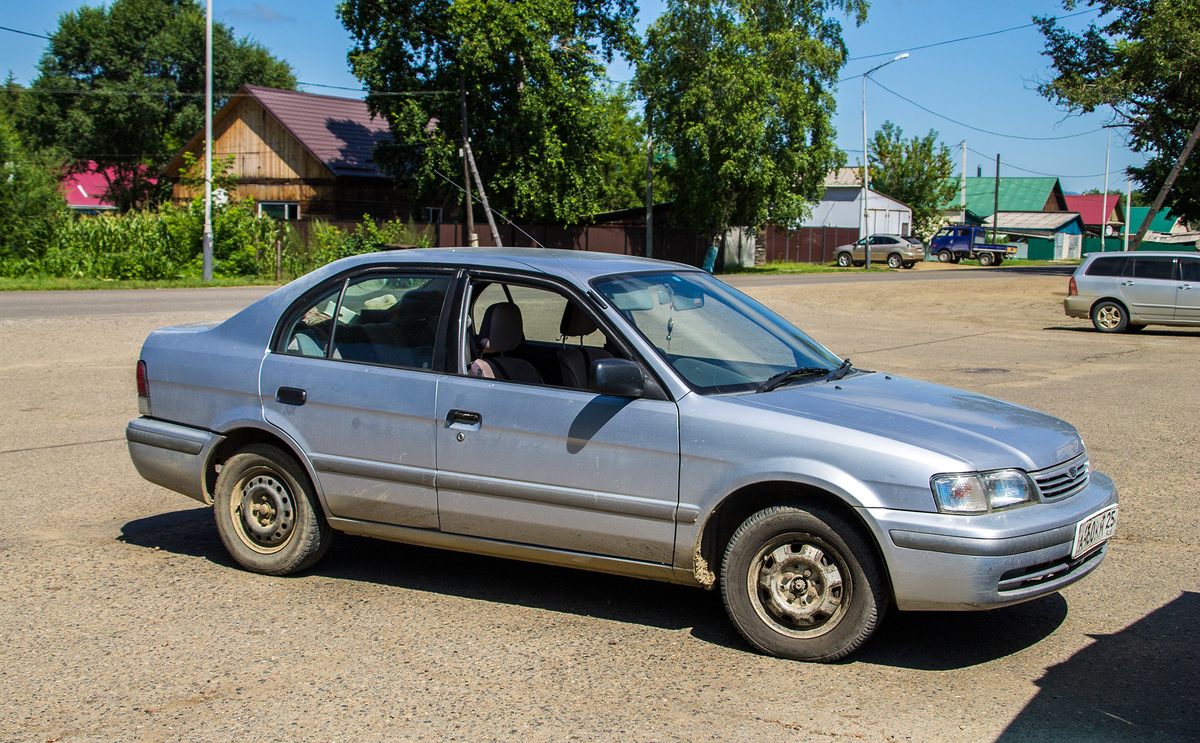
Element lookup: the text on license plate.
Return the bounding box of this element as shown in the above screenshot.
[1072,505,1118,559]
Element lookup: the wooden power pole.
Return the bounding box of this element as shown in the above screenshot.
[1133,116,1200,249]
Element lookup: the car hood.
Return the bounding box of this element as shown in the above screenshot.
[736,372,1082,472]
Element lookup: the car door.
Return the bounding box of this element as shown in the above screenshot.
[1177,257,1200,321]
[434,274,680,564]
[260,271,453,528]
[1118,256,1178,321]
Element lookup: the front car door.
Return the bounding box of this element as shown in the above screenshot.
[1118,256,1178,321]
[261,270,454,528]
[1176,257,1200,322]
[433,273,680,564]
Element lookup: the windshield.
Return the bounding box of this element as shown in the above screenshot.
[593,271,842,394]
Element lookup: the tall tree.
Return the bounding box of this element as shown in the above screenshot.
[0,109,65,267]
[867,121,958,239]
[1037,0,1200,225]
[19,0,295,211]
[637,0,865,237]
[338,0,639,224]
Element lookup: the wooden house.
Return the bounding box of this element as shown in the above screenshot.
[162,85,408,221]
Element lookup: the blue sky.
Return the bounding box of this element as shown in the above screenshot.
[1,0,1141,195]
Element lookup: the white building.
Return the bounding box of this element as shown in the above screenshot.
[802,168,913,236]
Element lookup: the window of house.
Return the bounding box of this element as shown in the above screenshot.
[425,207,443,223]
[259,202,300,220]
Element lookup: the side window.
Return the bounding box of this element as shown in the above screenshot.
[1086,256,1126,277]
[1180,258,1200,282]
[1132,257,1175,280]
[283,287,342,358]
[331,275,450,370]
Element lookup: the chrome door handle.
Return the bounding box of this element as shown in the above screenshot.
[1120,281,1135,286]
[1182,284,1193,290]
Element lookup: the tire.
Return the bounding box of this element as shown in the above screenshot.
[902,262,915,269]
[937,250,952,263]
[1091,300,1128,333]
[213,444,333,575]
[978,252,995,267]
[836,252,852,267]
[721,504,887,663]
[886,253,903,269]
[994,257,1003,266]
[853,261,865,267]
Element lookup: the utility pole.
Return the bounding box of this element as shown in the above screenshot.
[463,141,503,248]
[458,71,477,247]
[201,0,213,282]
[1133,116,1200,249]
[859,53,907,269]
[992,154,1001,246]
[960,139,967,219]
[1123,178,1132,252]
[1100,129,1111,249]
[645,108,653,259]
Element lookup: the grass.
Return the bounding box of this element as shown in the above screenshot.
[0,275,287,291]
[955,258,1083,267]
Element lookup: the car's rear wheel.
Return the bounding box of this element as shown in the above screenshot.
[721,505,886,663]
[214,444,332,575]
[836,253,852,267]
[902,262,915,269]
[979,252,996,267]
[937,250,952,263]
[1091,300,1129,333]
[887,253,903,269]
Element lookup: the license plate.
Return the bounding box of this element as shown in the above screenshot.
[1072,505,1118,559]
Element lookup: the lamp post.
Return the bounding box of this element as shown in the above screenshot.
[861,52,908,269]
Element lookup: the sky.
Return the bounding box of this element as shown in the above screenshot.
[0,0,1143,195]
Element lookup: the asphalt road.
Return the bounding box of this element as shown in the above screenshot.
[1,272,1196,742]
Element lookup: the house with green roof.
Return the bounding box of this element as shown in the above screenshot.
[944,177,1068,218]
[1125,207,1179,237]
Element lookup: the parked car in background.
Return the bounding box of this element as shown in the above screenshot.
[929,225,1017,266]
[834,234,924,269]
[1065,251,1200,332]
[127,248,1117,663]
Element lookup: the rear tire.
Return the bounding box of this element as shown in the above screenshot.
[1091,300,1129,333]
[836,252,852,267]
[721,505,887,663]
[902,262,915,269]
[886,253,903,269]
[213,444,332,575]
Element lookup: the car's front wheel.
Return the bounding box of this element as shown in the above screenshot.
[836,253,852,267]
[213,444,332,575]
[721,505,886,662]
[1091,300,1128,333]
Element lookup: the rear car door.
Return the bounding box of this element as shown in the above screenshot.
[433,273,680,564]
[1118,256,1178,321]
[1177,257,1200,321]
[261,270,453,528]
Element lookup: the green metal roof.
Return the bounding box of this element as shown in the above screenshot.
[944,177,1064,217]
[1125,206,1178,234]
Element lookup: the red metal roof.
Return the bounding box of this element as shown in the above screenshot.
[1063,194,1122,226]
[243,85,392,178]
[60,161,156,209]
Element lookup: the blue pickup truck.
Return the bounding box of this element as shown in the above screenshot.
[929,225,1018,266]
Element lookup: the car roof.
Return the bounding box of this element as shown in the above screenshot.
[1084,251,1197,259]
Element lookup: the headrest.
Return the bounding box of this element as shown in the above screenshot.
[559,302,598,337]
[478,302,523,354]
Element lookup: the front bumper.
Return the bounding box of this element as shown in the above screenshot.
[1064,296,1093,319]
[861,470,1118,611]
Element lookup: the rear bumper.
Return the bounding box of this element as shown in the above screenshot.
[126,418,223,504]
[861,471,1118,611]
[1064,296,1093,318]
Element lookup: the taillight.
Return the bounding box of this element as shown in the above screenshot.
[1068,276,1078,296]
[136,360,151,415]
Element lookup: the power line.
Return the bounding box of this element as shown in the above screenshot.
[845,8,1099,62]
[0,25,50,40]
[964,145,1128,179]
[870,79,1104,141]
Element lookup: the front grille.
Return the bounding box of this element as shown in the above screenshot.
[1032,454,1090,500]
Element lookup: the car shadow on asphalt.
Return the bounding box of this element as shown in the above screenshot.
[995,591,1199,741]
[122,508,1076,668]
[1044,325,1200,338]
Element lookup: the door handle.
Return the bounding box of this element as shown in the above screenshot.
[1182,284,1193,290]
[276,387,307,406]
[1120,281,1135,286]
[446,409,482,430]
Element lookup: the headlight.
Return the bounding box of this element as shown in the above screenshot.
[930,469,1035,514]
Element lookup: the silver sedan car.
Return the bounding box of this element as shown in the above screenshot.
[127,248,1117,662]
[1065,250,1200,332]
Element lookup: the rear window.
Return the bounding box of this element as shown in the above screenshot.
[1085,256,1127,277]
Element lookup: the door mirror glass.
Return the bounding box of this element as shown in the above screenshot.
[589,358,644,397]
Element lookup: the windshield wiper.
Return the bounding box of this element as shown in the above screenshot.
[756,367,830,394]
[827,358,853,381]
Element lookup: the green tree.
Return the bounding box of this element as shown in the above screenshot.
[867,121,958,239]
[1037,0,1200,225]
[0,109,65,270]
[19,0,295,211]
[637,0,864,238]
[594,85,664,213]
[337,0,640,224]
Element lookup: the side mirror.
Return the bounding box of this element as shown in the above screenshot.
[589,358,644,397]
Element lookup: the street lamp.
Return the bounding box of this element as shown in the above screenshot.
[861,52,908,269]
